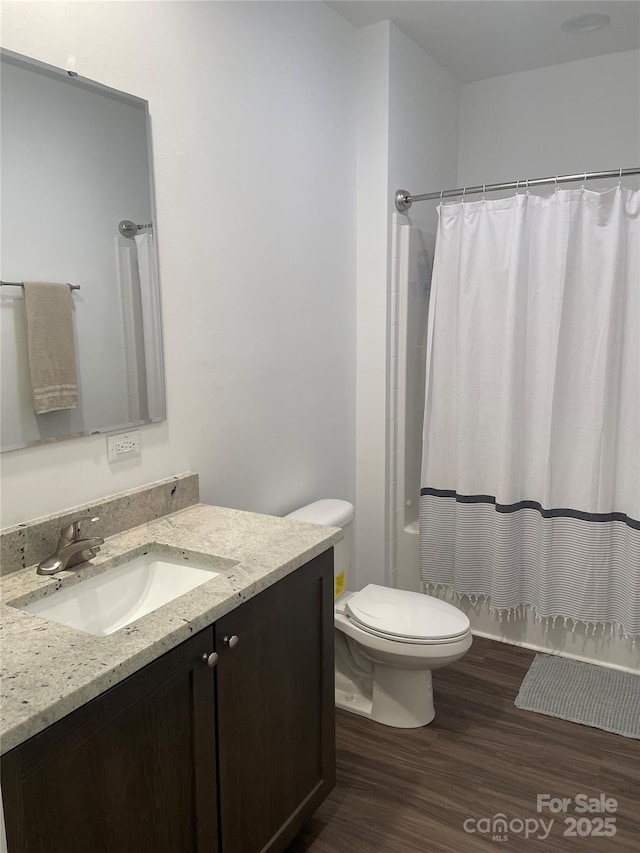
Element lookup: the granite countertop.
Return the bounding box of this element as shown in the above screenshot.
[0,503,341,754]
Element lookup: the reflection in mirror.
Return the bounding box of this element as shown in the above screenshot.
[0,49,165,452]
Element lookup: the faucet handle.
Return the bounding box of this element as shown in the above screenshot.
[60,515,100,542]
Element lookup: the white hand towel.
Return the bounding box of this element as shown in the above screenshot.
[22,281,78,414]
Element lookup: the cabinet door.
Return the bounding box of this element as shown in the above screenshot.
[2,628,218,853]
[215,549,335,853]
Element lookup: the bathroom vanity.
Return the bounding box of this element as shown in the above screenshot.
[0,500,340,853]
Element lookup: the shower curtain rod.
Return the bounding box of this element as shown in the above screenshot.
[394,167,640,212]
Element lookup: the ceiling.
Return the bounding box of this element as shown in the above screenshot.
[326,1,640,82]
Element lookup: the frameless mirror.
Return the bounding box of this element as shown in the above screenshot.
[0,49,165,452]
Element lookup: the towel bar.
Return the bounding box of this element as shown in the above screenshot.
[0,281,80,290]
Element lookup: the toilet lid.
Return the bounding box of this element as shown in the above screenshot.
[346,584,470,641]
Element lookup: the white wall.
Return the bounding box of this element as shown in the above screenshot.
[458,50,640,186]
[388,25,461,234]
[0,1,356,527]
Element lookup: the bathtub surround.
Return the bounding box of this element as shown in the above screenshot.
[419,187,640,639]
[392,222,434,594]
[0,473,199,576]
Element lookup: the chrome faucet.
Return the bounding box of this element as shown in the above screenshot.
[37,516,104,576]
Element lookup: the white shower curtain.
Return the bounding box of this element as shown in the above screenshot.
[135,233,164,421]
[419,186,640,637]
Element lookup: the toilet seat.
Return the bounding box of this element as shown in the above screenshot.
[344,584,470,645]
[344,620,469,646]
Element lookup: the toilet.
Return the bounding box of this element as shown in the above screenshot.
[286,500,472,728]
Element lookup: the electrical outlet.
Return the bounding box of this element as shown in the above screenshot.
[107,431,141,463]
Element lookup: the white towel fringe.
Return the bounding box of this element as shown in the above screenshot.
[420,583,639,641]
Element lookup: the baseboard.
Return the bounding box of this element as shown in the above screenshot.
[471,629,639,675]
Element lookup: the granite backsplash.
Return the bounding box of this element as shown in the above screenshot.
[0,473,199,576]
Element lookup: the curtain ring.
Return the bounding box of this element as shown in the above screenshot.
[525,177,530,196]
[462,186,467,203]
[618,167,623,187]
[440,189,444,201]
[554,176,559,193]
[482,184,486,200]
[582,171,587,191]
[515,179,520,195]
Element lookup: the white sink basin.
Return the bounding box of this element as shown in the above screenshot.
[22,551,226,636]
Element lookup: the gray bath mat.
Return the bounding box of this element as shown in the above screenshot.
[515,654,640,739]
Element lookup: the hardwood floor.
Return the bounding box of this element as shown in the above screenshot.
[287,637,639,852]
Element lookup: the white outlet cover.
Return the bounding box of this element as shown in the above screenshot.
[107,431,141,463]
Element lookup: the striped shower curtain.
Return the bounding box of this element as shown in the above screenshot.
[419,186,640,637]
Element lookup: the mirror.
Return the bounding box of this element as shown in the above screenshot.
[1,49,165,452]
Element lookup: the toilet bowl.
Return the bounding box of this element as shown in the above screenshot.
[286,500,472,729]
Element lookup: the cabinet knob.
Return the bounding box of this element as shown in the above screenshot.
[202,652,219,668]
[223,635,239,649]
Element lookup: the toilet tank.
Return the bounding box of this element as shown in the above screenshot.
[285,499,354,600]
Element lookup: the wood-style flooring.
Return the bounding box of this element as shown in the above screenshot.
[287,636,639,852]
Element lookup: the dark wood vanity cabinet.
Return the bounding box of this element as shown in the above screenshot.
[2,627,219,853]
[215,550,335,853]
[1,549,335,853]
